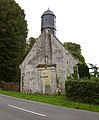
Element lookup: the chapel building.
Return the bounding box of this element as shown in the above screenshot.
[20,9,79,94]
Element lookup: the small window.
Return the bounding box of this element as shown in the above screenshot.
[45,56,48,64]
[45,19,47,21]
[65,52,69,55]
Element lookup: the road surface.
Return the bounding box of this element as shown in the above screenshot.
[0,94,99,120]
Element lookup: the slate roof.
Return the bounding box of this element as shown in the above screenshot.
[41,9,56,17]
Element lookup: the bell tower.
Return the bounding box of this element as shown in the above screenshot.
[41,9,56,36]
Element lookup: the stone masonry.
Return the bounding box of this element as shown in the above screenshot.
[20,29,79,94]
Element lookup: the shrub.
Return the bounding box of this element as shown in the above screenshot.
[65,80,99,104]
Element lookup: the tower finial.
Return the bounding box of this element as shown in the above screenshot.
[48,7,49,10]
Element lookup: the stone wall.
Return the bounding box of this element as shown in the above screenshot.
[0,82,19,92]
[20,29,79,94]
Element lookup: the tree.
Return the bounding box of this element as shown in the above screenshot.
[64,42,90,79]
[0,0,28,82]
[77,63,90,79]
[22,37,36,60]
[63,42,85,63]
[88,63,99,77]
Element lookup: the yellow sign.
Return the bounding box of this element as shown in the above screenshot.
[40,70,51,85]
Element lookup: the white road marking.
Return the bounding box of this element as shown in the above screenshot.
[8,104,46,117]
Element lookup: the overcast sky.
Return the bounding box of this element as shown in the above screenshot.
[15,0,99,66]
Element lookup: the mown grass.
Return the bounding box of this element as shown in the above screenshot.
[0,90,99,112]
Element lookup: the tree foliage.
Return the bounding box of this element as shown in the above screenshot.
[78,63,90,79]
[0,0,28,82]
[22,37,36,60]
[63,42,85,63]
[88,63,99,77]
[63,42,90,79]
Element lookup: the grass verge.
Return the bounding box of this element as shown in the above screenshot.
[0,90,99,112]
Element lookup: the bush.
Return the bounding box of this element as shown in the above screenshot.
[65,80,99,104]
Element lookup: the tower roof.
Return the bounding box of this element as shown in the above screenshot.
[41,9,56,17]
[41,9,56,36]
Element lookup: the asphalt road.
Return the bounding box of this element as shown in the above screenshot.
[0,94,99,120]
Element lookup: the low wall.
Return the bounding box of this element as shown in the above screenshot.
[0,82,20,92]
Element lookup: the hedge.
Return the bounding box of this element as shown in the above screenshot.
[65,80,99,104]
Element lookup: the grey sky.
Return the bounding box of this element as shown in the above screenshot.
[15,0,99,66]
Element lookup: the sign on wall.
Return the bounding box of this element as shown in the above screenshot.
[40,70,51,85]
